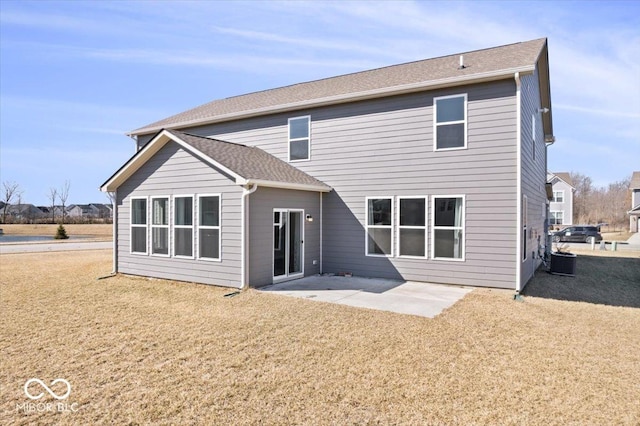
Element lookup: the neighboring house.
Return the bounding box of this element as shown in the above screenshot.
[66,204,94,218]
[629,171,640,233]
[66,203,113,219]
[3,204,46,221]
[90,203,113,219]
[101,38,554,292]
[547,172,574,228]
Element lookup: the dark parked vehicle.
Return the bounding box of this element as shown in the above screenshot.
[552,225,602,243]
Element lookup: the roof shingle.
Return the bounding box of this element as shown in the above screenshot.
[132,38,547,135]
[167,130,330,191]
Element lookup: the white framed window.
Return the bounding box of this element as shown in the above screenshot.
[288,116,310,161]
[151,196,169,256]
[130,197,148,255]
[431,196,465,260]
[174,195,194,258]
[398,197,427,258]
[434,94,467,151]
[550,211,564,225]
[552,190,564,203]
[532,114,536,161]
[198,194,221,261]
[522,195,528,261]
[366,197,393,257]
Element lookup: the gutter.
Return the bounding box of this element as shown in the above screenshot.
[514,72,523,293]
[244,179,331,193]
[129,66,535,137]
[240,183,258,290]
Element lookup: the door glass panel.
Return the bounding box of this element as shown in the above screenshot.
[273,212,286,277]
[289,212,302,274]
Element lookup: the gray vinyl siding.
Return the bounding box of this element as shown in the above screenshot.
[116,141,243,288]
[248,187,321,287]
[141,80,521,289]
[519,69,549,288]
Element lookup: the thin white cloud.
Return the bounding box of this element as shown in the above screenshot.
[555,104,640,119]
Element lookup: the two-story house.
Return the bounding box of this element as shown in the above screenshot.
[547,171,574,229]
[101,38,554,293]
[629,171,640,233]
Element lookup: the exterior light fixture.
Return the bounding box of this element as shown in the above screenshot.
[305,214,313,222]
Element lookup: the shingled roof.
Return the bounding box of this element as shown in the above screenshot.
[168,130,330,190]
[552,172,574,187]
[101,129,330,192]
[131,38,549,136]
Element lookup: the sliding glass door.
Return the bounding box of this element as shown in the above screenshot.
[273,209,304,281]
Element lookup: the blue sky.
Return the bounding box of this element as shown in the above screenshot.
[1,0,639,205]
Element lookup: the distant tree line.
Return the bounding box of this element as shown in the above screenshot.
[1,180,113,224]
[569,172,632,231]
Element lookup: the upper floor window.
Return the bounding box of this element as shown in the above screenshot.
[532,114,537,161]
[288,116,310,161]
[434,94,467,150]
[552,190,564,203]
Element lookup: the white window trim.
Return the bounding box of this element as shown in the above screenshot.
[397,196,427,259]
[150,196,170,257]
[173,194,195,259]
[197,194,222,262]
[431,195,466,262]
[522,195,528,262]
[550,210,564,226]
[532,114,536,161]
[365,196,394,258]
[433,93,468,151]
[552,190,564,203]
[288,115,311,162]
[130,196,148,255]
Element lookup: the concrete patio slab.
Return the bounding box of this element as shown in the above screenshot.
[259,275,472,318]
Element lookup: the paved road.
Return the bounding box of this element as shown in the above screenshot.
[0,241,112,254]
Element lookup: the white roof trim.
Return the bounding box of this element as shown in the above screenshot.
[100,130,246,192]
[246,179,331,193]
[130,66,535,136]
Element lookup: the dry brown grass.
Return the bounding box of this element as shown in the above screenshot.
[0,224,112,240]
[1,250,639,425]
[524,253,640,308]
[601,231,633,241]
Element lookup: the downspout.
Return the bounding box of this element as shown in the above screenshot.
[319,192,323,275]
[240,183,258,290]
[514,72,523,293]
[112,190,117,274]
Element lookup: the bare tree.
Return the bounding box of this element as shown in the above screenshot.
[569,172,593,224]
[58,180,71,224]
[570,172,632,230]
[47,187,58,224]
[2,181,22,224]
